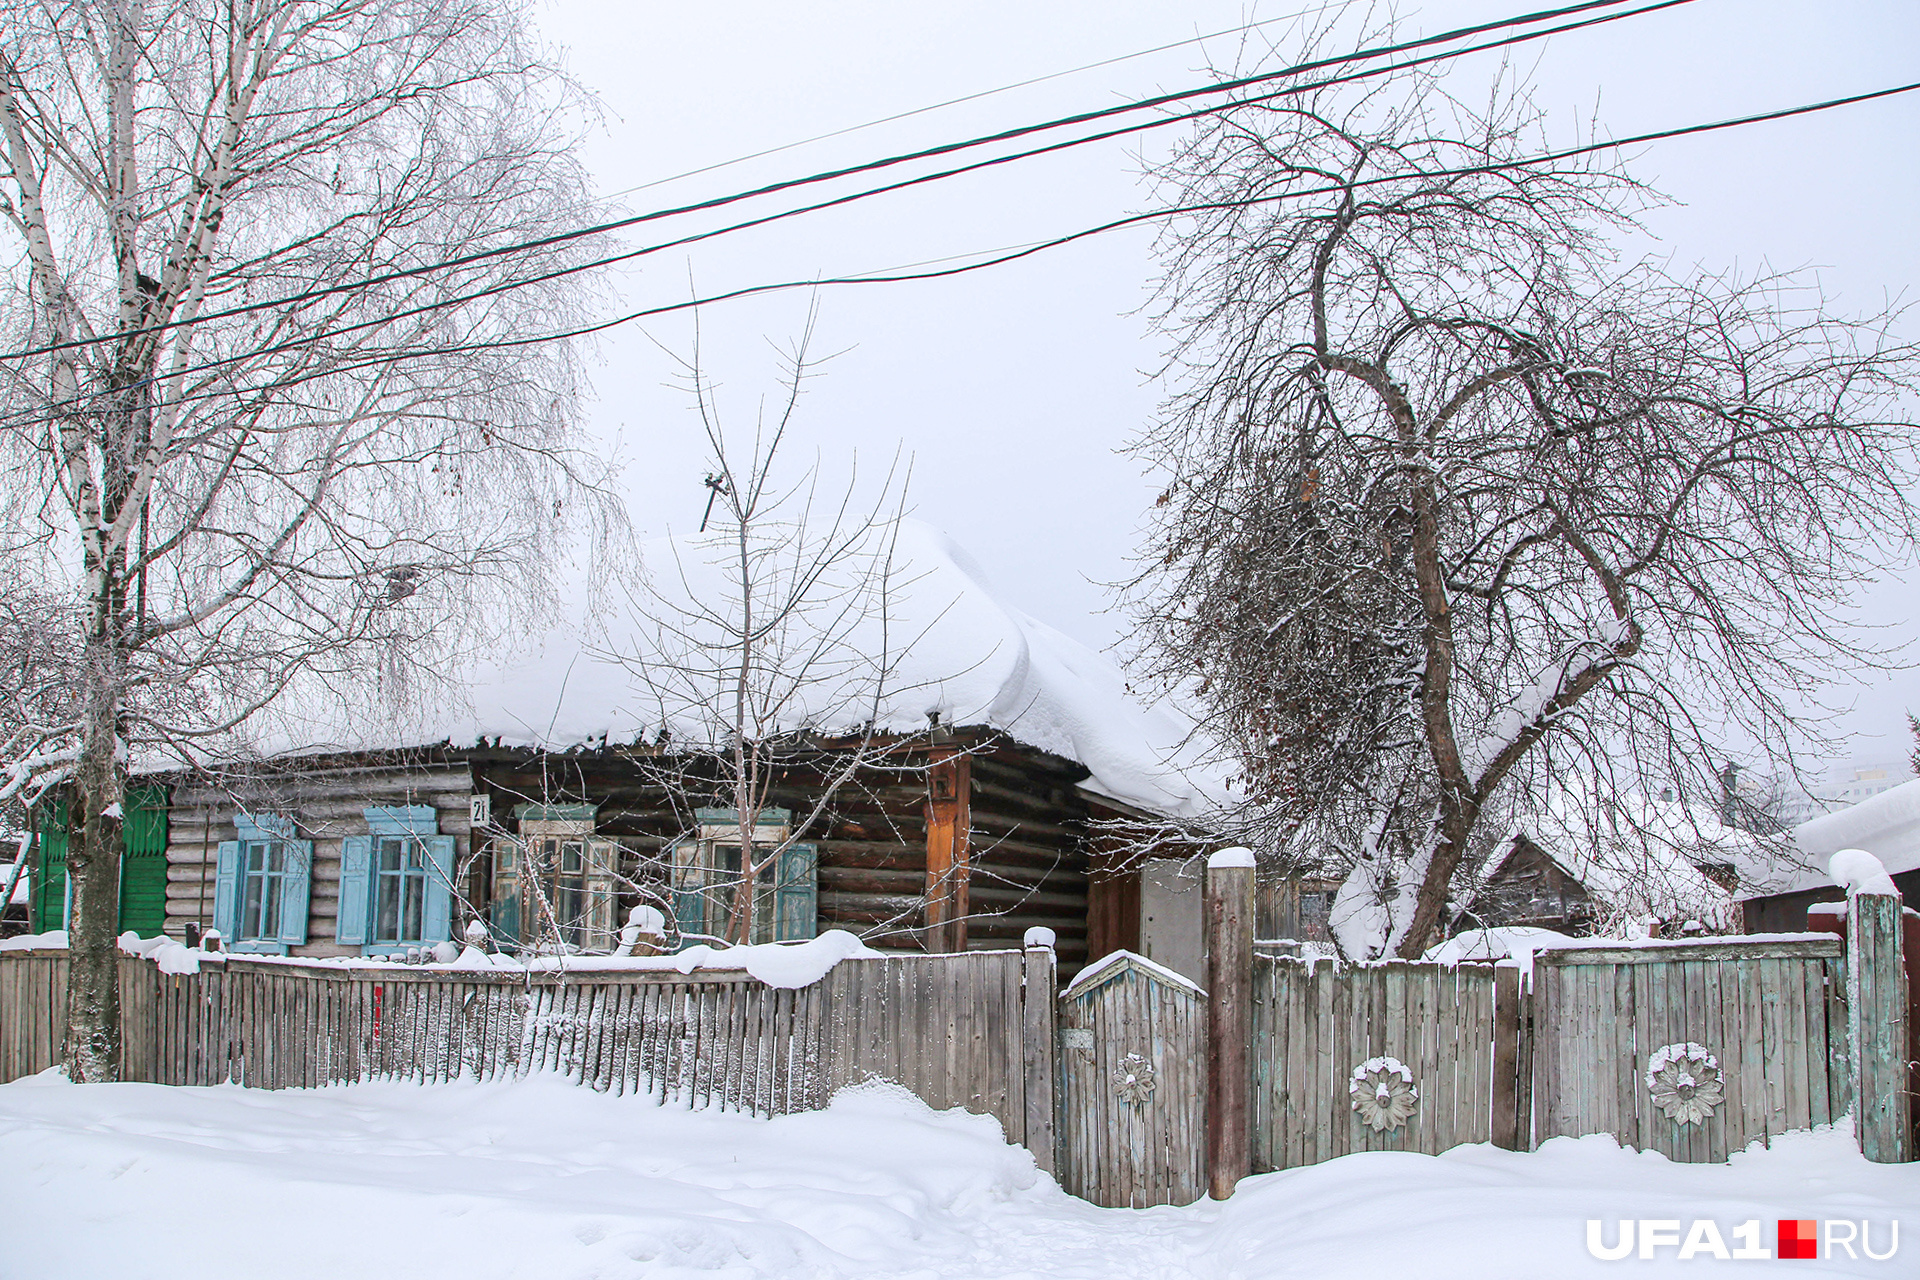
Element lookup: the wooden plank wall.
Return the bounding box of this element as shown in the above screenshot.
[164,760,474,954]
[1057,962,1207,1208]
[0,949,1039,1150]
[1531,938,1848,1162]
[1250,957,1502,1171]
[966,752,1092,971]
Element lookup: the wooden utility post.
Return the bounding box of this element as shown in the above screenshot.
[1021,926,1058,1175]
[1205,847,1255,1199]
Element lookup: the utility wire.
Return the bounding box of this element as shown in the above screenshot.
[600,0,1346,200]
[2,0,1669,364]
[0,0,1691,398]
[7,72,1911,436]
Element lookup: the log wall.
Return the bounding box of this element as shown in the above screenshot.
[163,760,474,956]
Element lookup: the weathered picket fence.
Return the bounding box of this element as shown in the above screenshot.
[1,876,1910,1214]
[0,944,1057,1163]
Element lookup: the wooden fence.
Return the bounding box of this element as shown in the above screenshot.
[0,944,1055,1161]
[2,882,1910,1212]
[1531,938,1850,1163]
[1252,957,1513,1170]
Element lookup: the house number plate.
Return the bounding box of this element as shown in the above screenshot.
[1063,1028,1094,1050]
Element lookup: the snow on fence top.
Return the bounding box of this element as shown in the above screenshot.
[5,928,892,990]
[231,520,1229,820]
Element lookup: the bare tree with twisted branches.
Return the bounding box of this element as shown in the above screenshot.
[1127,31,1919,958]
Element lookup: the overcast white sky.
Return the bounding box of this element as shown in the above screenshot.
[526,0,1920,774]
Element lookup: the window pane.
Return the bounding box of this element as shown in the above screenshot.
[378,838,402,874]
[242,874,265,938]
[561,841,582,873]
[260,872,282,938]
[403,873,423,942]
[376,872,399,941]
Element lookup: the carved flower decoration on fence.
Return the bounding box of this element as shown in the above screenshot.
[1113,1052,1157,1105]
[1349,1056,1419,1132]
[1646,1042,1725,1125]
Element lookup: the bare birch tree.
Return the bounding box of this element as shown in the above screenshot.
[1128,39,1920,958]
[0,0,618,1078]
[612,328,929,947]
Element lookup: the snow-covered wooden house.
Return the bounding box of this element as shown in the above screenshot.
[1737,777,1920,931]
[25,524,1227,977]
[1454,796,1760,936]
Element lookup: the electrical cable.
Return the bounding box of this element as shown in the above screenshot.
[7,71,1910,436]
[598,0,1347,200]
[3,0,1671,363]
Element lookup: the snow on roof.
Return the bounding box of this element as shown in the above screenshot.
[1487,789,1775,926]
[240,520,1230,819]
[1753,776,1920,899]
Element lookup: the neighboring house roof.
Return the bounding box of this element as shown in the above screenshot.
[1742,776,1920,901]
[1479,791,1773,927]
[230,520,1232,820]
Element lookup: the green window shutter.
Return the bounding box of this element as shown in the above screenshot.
[32,799,69,934]
[277,840,313,946]
[668,837,705,951]
[212,840,242,940]
[421,834,457,943]
[488,894,519,948]
[123,786,169,854]
[773,842,818,942]
[336,835,373,945]
[117,786,170,936]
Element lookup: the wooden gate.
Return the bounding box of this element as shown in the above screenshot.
[1251,956,1519,1169]
[1056,951,1206,1208]
[1532,937,1850,1161]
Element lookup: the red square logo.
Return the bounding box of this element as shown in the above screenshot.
[1778,1220,1818,1259]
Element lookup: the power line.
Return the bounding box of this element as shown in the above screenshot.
[3,0,1671,364]
[599,1,1346,201]
[0,0,1692,395]
[7,72,1912,436]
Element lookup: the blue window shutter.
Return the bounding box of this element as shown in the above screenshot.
[773,842,818,942]
[277,840,313,946]
[336,836,373,945]
[213,840,242,940]
[422,834,457,943]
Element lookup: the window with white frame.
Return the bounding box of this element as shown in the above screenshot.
[670,807,816,948]
[488,803,618,954]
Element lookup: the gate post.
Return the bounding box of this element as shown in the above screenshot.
[1021,926,1058,1176]
[1847,889,1911,1163]
[1205,847,1255,1199]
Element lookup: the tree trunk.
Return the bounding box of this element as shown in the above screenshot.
[64,632,126,1082]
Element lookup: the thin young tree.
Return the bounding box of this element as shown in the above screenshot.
[613,323,931,948]
[0,0,618,1078]
[1128,31,1920,958]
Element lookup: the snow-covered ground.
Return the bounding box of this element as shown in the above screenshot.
[2,1075,1912,1278]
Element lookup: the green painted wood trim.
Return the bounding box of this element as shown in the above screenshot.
[511,802,598,822]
